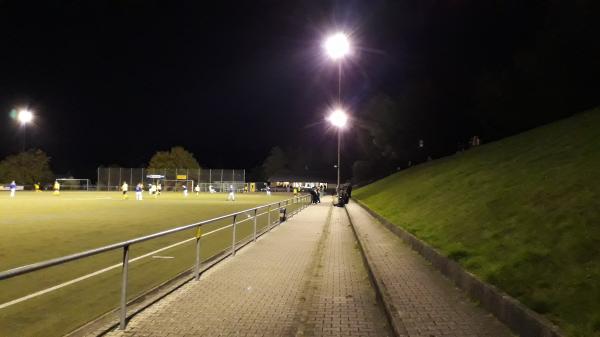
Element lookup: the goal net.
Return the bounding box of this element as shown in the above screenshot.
[56,178,90,191]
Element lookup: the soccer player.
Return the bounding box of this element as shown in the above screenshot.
[227,184,235,201]
[121,181,129,200]
[135,183,143,201]
[266,185,271,196]
[209,185,216,193]
[53,180,61,196]
[157,183,162,196]
[9,181,16,198]
[149,184,156,197]
[183,184,188,197]
[34,182,41,192]
[194,184,200,195]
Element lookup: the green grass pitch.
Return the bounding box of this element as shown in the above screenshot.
[0,191,297,337]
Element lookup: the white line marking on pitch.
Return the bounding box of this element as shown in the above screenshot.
[0,208,275,310]
[0,237,195,310]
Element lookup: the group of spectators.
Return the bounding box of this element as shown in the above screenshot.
[336,184,352,207]
[308,186,322,204]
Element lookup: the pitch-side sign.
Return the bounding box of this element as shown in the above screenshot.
[146,175,165,179]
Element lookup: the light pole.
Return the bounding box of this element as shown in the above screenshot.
[17,109,34,151]
[327,108,348,191]
[323,32,351,192]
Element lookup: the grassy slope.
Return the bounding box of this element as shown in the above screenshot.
[354,108,600,337]
[0,191,294,337]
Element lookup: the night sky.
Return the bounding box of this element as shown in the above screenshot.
[1,1,598,180]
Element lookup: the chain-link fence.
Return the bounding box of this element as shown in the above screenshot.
[96,168,245,192]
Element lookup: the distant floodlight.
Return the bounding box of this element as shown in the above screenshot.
[328,108,348,128]
[323,32,350,60]
[17,109,33,124]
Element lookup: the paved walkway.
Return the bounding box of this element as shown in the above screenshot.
[298,206,391,337]
[106,200,391,337]
[345,201,514,337]
[104,199,514,337]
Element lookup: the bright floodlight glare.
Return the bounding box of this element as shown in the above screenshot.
[328,108,348,128]
[17,109,33,124]
[323,32,350,60]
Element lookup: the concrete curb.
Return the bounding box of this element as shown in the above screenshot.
[352,199,565,337]
[343,205,405,337]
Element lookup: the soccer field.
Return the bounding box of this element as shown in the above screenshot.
[0,191,296,337]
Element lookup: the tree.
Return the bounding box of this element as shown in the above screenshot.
[0,149,54,185]
[262,146,289,178]
[148,146,200,169]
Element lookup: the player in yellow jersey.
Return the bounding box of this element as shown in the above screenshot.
[121,182,129,200]
[53,180,60,195]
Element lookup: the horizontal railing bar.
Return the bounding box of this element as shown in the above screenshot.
[0,195,308,281]
[0,206,285,297]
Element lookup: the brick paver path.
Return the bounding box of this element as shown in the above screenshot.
[298,206,392,337]
[346,201,514,337]
[106,200,391,337]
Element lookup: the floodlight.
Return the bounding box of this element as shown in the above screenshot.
[323,32,350,60]
[17,109,33,125]
[328,108,348,128]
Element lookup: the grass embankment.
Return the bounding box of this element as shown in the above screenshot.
[354,107,600,337]
[0,191,295,337]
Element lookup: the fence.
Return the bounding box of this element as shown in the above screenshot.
[0,194,311,333]
[97,168,245,191]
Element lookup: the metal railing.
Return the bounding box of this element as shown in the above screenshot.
[0,194,311,330]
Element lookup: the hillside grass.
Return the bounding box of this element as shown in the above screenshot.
[354,107,600,337]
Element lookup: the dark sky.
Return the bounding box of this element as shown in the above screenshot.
[1,1,598,179]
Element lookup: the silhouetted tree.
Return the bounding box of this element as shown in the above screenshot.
[148,146,200,169]
[0,149,54,185]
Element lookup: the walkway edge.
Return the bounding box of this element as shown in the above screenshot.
[343,205,404,337]
[351,199,565,337]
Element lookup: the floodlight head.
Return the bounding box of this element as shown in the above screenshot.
[17,109,33,125]
[323,32,350,60]
[328,108,348,128]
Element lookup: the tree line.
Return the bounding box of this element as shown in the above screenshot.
[0,146,201,185]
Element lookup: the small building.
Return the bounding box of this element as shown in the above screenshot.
[267,174,336,192]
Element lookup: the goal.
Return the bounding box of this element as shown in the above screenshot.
[161,179,194,192]
[56,178,90,191]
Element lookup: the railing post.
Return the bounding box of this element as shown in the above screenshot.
[267,205,271,228]
[194,227,202,281]
[231,214,237,256]
[253,209,258,242]
[277,202,281,225]
[119,245,130,330]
